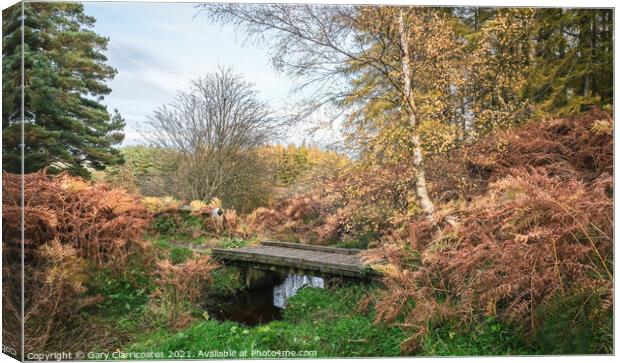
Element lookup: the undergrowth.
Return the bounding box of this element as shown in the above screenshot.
[368,109,614,353]
[2,171,152,354]
[128,284,407,357]
[420,318,531,356]
[3,110,612,357]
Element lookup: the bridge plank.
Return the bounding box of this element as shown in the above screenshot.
[212,243,372,278]
[262,241,361,255]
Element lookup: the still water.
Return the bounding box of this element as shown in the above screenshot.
[209,274,324,326]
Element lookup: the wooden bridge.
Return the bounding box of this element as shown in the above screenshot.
[212,241,374,286]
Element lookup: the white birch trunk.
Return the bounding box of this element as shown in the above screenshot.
[398,9,436,220]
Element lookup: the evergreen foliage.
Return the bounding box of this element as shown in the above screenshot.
[2,2,124,177]
[100,146,179,196]
[524,9,613,116]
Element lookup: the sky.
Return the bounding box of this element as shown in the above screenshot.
[82,1,314,146]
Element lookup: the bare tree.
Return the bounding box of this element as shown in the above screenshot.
[143,67,282,211]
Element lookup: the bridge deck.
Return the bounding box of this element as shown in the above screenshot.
[212,241,371,278]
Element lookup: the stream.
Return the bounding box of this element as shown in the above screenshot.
[208,273,324,326]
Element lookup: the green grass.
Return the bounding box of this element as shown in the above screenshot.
[152,212,204,235]
[86,259,154,318]
[149,233,208,247]
[147,234,260,264]
[127,284,407,358]
[219,237,251,249]
[82,257,571,358]
[335,231,379,250]
[420,318,531,356]
[78,255,159,352]
[148,236,195,264]
[532,291,613,354]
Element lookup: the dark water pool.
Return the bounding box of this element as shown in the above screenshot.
[208,274,324,326]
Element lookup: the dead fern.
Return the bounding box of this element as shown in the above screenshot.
[370,109,613,353]
[2,170,151,354]
[149,255,218,329]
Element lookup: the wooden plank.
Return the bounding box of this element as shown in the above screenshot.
[213,251,361,277]
[211,244,372,278]
[262,240,361,255]
[212,248,361,271]
[239,246,362,268]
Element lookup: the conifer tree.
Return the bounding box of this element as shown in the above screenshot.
[524,9,613,116]
[2,2,124,177]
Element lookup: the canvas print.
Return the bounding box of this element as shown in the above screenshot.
[1,0,614,361]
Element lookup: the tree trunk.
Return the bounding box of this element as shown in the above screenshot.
[398,9,436,220]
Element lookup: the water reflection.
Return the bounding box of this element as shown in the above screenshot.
[273,274,324,308]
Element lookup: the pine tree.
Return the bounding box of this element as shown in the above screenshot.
[524,9,613,116]
[2,2,125,177]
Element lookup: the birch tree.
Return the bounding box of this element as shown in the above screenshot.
[201,4,464,221]
[397,8,434,216]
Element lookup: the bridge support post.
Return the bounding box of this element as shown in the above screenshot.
[244,267,279,289]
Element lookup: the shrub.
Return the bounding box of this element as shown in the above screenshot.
[150,197,237,236]
[3,171,151,268]
[21,239,97,351]
[152,211,202,236]
[87,261,153,317]
[468,108,613,184]
[244,164,416,246]
[152,214,180,234]
[142,196,183,214]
